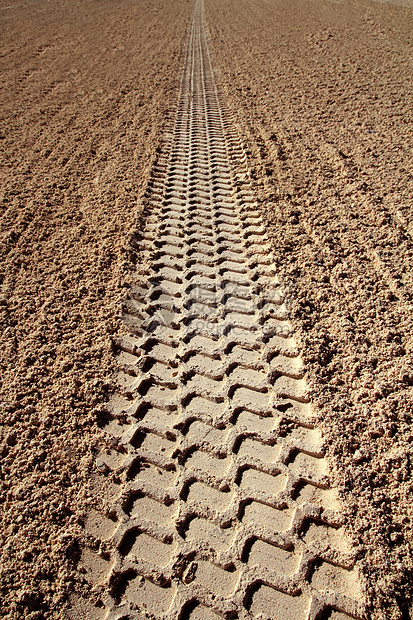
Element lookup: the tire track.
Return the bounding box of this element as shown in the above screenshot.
[83,1,366,618]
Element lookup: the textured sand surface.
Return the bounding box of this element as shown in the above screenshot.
[74,3,366,618]
[207,0,413,617]
[0,0,412,618]
[0,0,191,617]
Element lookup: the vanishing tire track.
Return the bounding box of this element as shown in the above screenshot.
[83,1,366,618]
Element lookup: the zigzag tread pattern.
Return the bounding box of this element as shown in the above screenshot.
[81,2,366,619]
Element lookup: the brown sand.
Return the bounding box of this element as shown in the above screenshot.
[0,0,412,618]
[206,0,413,618]
[0,0,191,617]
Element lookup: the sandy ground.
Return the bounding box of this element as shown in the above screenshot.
[207,0,413,617]
[0,0,191,617]
[0,0,412,618]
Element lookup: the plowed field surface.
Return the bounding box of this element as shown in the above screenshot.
[0,0,412,619]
